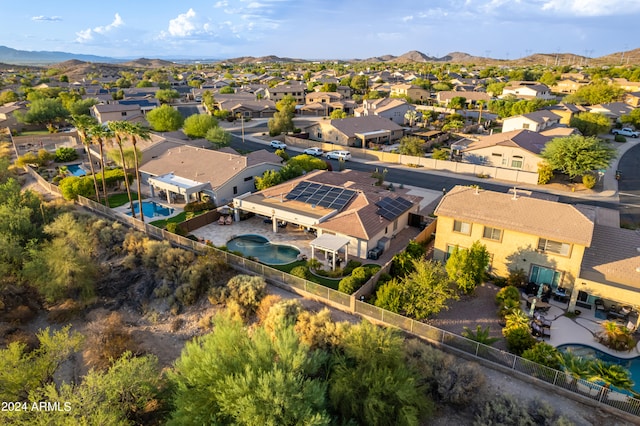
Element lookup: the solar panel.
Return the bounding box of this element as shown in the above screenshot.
[376,197,414,221]
[285,181,356,211]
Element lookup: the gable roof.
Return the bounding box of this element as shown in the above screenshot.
[435,185,595,246]
[462,129,550,155]
[327,116,403,137]
[505,110,561,125]
[579,225,640,289]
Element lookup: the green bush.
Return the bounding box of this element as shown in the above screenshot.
[614,134,626,143]
[290,265,310,280]
[341,260,362,276]
[503,326,536,356]
[537,161,554,185]
[183,199,216,212]
[338,276,360,294]
[582,173,597,189]
[495,286,521,305]
[55,147,79,162]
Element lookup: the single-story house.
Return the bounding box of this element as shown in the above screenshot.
[306,115,404,148]
[501,111,562,133]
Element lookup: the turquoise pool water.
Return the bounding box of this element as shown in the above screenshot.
[558,344,640,394]
[66,164,86,176]
[227,234,300,265]
[127,201,175,218]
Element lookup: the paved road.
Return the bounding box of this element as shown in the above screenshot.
[228,132,628,219]
[617,142,640,227]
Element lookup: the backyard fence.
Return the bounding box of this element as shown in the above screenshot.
[26,165,640,420]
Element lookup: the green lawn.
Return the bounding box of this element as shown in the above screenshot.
[270,261,342,290]
[103,192,142,208]
[17,130,50,136]
[150,210,207,229]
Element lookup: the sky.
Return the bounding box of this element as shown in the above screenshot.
[2,0,640,60]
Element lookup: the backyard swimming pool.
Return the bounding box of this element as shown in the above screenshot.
[226,234,300,265]
[558,344,640,394]
[126,201,175,218]
[66,164,87,176]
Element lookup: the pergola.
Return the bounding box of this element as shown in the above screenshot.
[355,129,391,148]
[310,234,350,271]
[148,172,210,204]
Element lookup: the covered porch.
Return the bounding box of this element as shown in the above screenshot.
[355,130,391,148]
[148,172,210,204]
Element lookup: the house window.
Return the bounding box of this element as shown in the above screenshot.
[511,156,523,168]
[444,244,463,261]
[233,186,238,195]
[522,123,530,129]
[537,238,571,256]
[491,153,502,158]
[482,226,502,241]
[317,132,322,139]
[530,265,562,288]
[244,176,253,182]
[453,220,471,235]
[393,219,398,232]
[121,111,127,116]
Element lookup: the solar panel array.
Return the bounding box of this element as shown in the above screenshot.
[376,197,414,221]
[285,181,356,210]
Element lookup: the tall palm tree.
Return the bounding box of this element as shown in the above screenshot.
[123,122,151,222]
[107,121,136,218]
[88,123,113,206]
[71,115,101,203]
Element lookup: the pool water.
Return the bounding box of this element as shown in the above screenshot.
[66,164,87,176]
[558,344,640,394]
[227,234,300,265]
[127,201,175,218]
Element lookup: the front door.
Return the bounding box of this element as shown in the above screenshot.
[529,265,562,289]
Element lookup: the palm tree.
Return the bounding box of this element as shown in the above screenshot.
[123,122,151,222]
[404,109,418,133]
[88,123,113,206]
[71,115,101,203]
[588,359,634,394]
[560,351,591,385]
[107,121,136,218]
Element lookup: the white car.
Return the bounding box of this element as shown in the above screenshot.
[612,128,639,138]
[303,147,324,156]
[270,140,287,149]
[325,150,352,161]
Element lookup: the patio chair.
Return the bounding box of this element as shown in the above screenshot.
[225,215,233,225]
[218,216,226,225]
[594,299,605,312]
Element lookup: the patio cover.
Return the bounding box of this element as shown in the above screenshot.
[148,172,210,203]
[310,234,350,271]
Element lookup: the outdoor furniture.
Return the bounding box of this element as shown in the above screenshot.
[225,215,233,225]
[553,288,569,302]
[607,305,631,321]
[218,216,226,225]
[533,312,552,328]
[594,299,605,312]
[531,321,551,339]
[526,297,550,312]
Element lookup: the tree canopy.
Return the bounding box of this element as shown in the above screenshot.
[183,114,219,138]
[540,135,617,179]
[146,104,184,132]
[398,136,425,156]
[14,98,69,131]
[569,112,611,136]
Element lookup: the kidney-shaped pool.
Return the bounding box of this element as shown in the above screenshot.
[226,234,300,265]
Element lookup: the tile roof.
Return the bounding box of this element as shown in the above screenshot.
[462,129,550,155]
[328,116,403,137]
[579,225,640,288]
[435,185,595,246]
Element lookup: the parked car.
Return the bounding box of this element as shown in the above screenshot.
[325,150,352,161]
[303,147,324,156]
[270,140,287,149]
[612,128,639,138]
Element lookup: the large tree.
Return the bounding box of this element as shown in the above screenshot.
[146,104,184,131]
[569,112,611,136]
[70,115,101,203]
[563,81,625,105]
[540,135,617,179]
[14,98,69,132]
[155,88,181,104]
[446,241,491,294]
[183,113,218,138]
[398,136,425,157]
[107,121,137,217]
[268,95,296,136]
[620,108,640,128]
[88,123,114,206]
[205,126,232,149]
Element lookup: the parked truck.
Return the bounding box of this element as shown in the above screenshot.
[612,127,639,138]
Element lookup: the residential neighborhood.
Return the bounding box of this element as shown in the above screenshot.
[2,46,640,425]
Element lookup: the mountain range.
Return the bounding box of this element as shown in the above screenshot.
[0,45,638,67]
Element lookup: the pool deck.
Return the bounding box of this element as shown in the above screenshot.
[528,297,640,360]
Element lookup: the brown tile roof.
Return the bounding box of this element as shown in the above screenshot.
[435,185,595,246]
[579,225,640,288]
[140,145,279,189]
[463,129,550,155]
[329,116,403,137]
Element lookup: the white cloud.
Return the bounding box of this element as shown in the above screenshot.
[541,0,640,16]
[247,2,264,8]
[75,13,124,42]
[31,15,62,22]
[214,1,228,7]
[168,8,198,37]
[94,13,124,34]
[402,15,414,22]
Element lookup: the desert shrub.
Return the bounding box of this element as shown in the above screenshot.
[54,147,78,162]
[256,294,282,324]
[183,199,216,213]
[290,265,310,280]
[507,268,527,287]
[225,274,267,319]
[503,326,536,356]
[197,313,215,330]
[495,286,521,305]
[474,394,535,426]
[295,308,349,350]
[338,276,360,294]
[46,299,84,323]
[582,173,597,189]
[261,299,302,337]
[153,283,172,298]
[171,318,184,332]
[351,266,369,282]
[522,342,562,370]
[614,134,626,142]
[84,312,139,371]
[537,162,554,185]
[207,286,230,305]
[404,338,485,405]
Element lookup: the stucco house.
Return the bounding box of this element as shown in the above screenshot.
[265,82,306,103]
[139,145,283,206]
[436,91,492,107]
[501,83,554,100]
[433,185,640,316]
[354,98,415,125]
[90,103,144,124]
[233,169,423,259]
[459,129,549,172]
[501,110,563,133]
[306,116,404,148]
[390,84,431,103]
